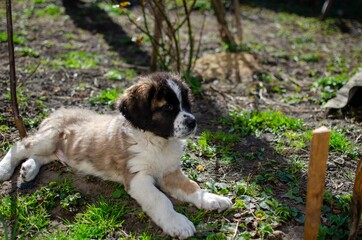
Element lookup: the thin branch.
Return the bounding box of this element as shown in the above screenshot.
[182,0,194,76]
[175,0,197,32]
[140,0,151,38]
[152,0,181,72]
[18,61,41,87]
[6,0,27,138]
[193,12,206,70]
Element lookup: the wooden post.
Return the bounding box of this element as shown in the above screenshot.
[348,158,362,240]
[304,126,330,240]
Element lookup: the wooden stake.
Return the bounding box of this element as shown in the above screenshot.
[348,158,362,240]
[304,126,330,240]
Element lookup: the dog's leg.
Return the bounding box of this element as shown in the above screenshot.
[128,173,196,239]
[0,127,59,182]
[24,127,59,156]
[18,155,55,183]
[160,168,233,212]
[0,141,29,181]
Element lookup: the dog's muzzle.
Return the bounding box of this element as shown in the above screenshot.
[173,112,197,138]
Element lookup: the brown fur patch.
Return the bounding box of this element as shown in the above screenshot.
[152,98,167,110]
[161,168,200,195]
[35,108,136,189]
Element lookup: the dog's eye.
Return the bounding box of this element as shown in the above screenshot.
[163,103,174,111]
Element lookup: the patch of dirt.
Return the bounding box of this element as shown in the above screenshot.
[193,52,260,82]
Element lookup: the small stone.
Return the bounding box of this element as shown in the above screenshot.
[333,157,345,165]
[267,230,285,239]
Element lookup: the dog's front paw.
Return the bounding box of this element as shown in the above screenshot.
[198,192,232,212]
[160,212,196,239]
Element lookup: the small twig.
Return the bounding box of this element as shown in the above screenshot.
[355,134,362,144]
[18,61,41,87]
[232,220,240,239]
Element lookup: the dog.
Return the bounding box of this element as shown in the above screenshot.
[0,72,232,239]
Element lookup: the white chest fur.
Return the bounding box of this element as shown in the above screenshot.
[127,130,185,179]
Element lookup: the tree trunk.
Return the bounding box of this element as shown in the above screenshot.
[211,0,236,47]
[233,0,242,44]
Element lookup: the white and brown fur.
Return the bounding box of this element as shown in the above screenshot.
[0,72,232,239]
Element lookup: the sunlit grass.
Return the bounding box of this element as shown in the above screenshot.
[34,4,63,17]
[50,199,129,239]
[50,51,99,69]
[222,110,304,137]
[88,89,123,107]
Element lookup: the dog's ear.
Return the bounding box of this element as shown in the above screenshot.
[117,79,156,130]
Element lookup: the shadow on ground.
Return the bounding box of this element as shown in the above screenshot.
[62,0,150,66]
[240,0,362,22]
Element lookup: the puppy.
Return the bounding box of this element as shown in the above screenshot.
[0,72,232,239]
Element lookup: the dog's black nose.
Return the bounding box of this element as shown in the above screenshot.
[185,116,196,130]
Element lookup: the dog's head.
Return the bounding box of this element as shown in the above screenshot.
[118,72,196,139]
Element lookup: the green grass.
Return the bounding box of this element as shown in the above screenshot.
[4,87,29,109]
[0,180,83,238]
[221,180,295,239]
[97,2,126,15]
[184,74,202,95]
[0,32,26,45]
[312,74,348,104]
[88,89,123,107]
[258,73,279,83]
[222,110,359,159]
[294,34,315,44]
[105,69,137,81]
[200,109,359,238]
[300,53,321,63]
[0,141,12,154]
[222,110,304,137]
[0,125,10,133]
[15,46,40,58]
[326,56,350,74]
[34,4,63,17]
[4,88,49,128]
[0,180,153,239]
[34,0,51,3]
[319,191,352,239]
[50,199,129,239]
[51,51,99,69]
[330,129,359,159]
[311,55,361,104]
